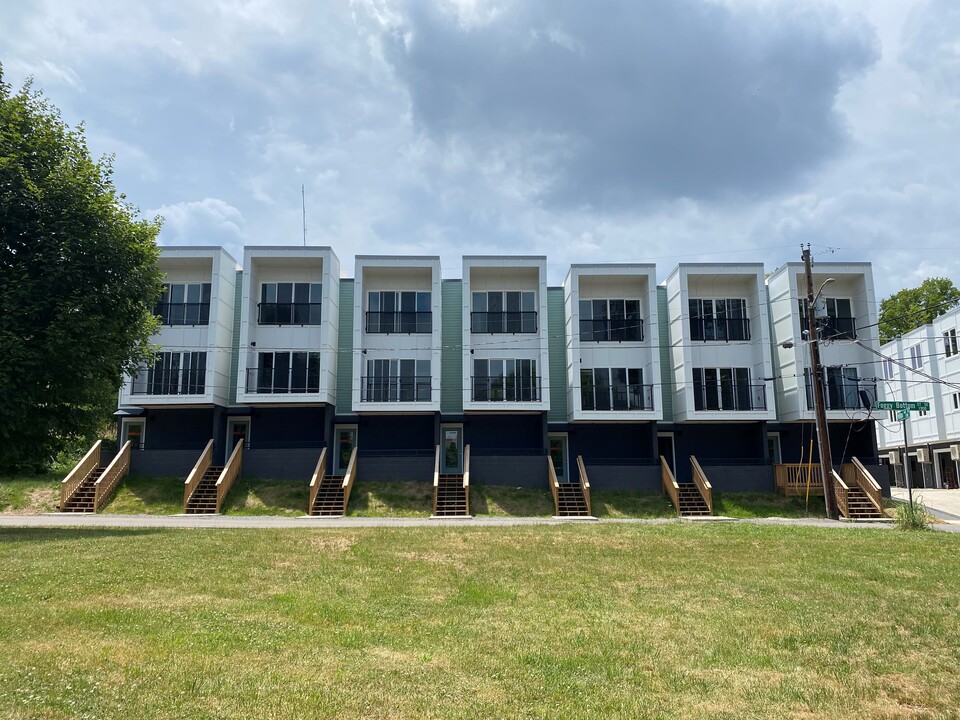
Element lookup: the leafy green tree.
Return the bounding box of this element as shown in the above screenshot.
[0,68,163,472]
[879,277,960,343]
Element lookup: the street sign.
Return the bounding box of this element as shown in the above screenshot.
[875,401,930,411]
[896,409,910,421]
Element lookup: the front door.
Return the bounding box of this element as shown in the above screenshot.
[441,425,463,474]
[121,419,145,450]
[940,451,958,489]
[226,418,250,451]
[657,433,675,473]
[549,434,569,483]
[334,426,357,475]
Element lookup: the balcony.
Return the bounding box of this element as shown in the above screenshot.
[365,311,432,334]
[805,377,876,411]
[245,367,320,394]
[132,369,206,396]
[360,376,433,402]
[155,302,210,326]
[690,317,751,342]
[471,375,542,402]
[581,383,654,411]
[470,311,538,334]
[693,383,767,411]
[579,318,644,342]
[818,316,857,341]
[257,302,322,325]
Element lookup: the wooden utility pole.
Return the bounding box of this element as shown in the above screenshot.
[803,246,838,519]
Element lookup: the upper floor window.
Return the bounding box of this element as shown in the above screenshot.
[909,344,923,370]
[689,299,750,341]
[580,367,651,411]
[579,299,643,342]
[248,351,321,394]
[259,282,322,325]
[804,367,876,411]
[471,291,537,333]
[953,392,960,411]
[692,367,765,411]
[366,291,431,333]
[132,351,206,395]
[156,283,211,325]
[798,297,856,340]
[945,328,958,358]
[361,359,432,402]
[472,358,540,401]
[882,357,895,380]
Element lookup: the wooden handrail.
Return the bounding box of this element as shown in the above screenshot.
[432,444,441,514]
[61,440,102,510]
[93,440,131,512]
[576,455,592,517]
[690,455,713,515]
[547,456,560,516]
[832,470,850,519]
[307,447,328,514]
[849,457,884,515]
[774,463,823,496]
[661,455,680,516]
[214,441,243,513]
[340,446,359,515]
[183,439,214,512]
[463,444,471,516]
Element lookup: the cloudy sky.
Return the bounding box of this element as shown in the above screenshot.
[1,0,957,296]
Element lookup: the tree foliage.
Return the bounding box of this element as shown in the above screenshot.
[879,277,960,344]
[0,67,163,472]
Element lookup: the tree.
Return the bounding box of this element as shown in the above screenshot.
[879,277,960,343]
[0,67,163,472]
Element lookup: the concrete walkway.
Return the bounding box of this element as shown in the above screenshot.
[891,487,960,520]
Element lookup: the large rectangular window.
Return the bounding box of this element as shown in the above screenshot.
[580,367,649,410]
[798,297,856,339]
[688,298,749,341]
[804,367,875,410]
[249,351,321,393]
[366,291,431,333]
[133,351,207,395]
[471,291,537,333]
[472,358,539,401]
[258,282,322,324]
[945,328,958,358]
[155,283,211,325]
[692,367,763,411]
[361,359,431,402]
[579,299,643,342]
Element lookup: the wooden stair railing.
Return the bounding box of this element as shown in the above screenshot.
[576,455,592,517]
[432,444,441,515]
[844,457,884,517]
[60,440,103,510]
[463,444,471,516]
[661,455,680,516]
[340,447,359,515]
[774,463,821,496]
[547,456,561,516]
[307,447,328,514]
[93,440,131,512]
[214,441,243,514]
[183,439,214,513]
[832,470,850,519]
[689,455,714,515]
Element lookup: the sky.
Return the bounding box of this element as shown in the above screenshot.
[1,0,958,296]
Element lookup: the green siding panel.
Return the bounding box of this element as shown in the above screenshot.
[657,285,673,421]
[440,280,463,415]
[547,287,567,423]
[335,279,355,414]
[229,270,243,405]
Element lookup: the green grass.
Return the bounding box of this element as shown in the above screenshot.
[713,492,827,519]
[0,472,60,513]
[104,475,183,514]
[1,524,958,719]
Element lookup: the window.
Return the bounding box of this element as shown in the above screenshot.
[156,283,211,325]
[579,299,643,341]
[909,344,923,370]
[688,299,749,341]
[945,329,959,358]
[250,351,321,393]
[953,392,960,411]
[133,351,206,395]
[362,359,431,402]
[692,367,762,411]
[580,367,648,410]
[259,282,322,324]
[882,358,895,380]
[804,366,875,410]
[798,297,856,339]
[471,291,536,333]
[472,359,539,401]
[366,291,431,333]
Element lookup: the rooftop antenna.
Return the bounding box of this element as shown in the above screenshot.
[301,184,307,247]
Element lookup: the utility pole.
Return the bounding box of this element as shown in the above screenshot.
[803,245,838,519]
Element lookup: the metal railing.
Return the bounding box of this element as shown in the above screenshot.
[471,375,542,402]
[245,367,321,395]
[132,368,206,396]
[819,316,857,340]
[805,378,877,411]
[365,311,432,334]
[360,376,433,402]
[579,318,644,342]
[470,311,538,334]
[257,302,322,325]
[155,302,210,326]
[581,383,654,411]
[693,383,767,411]
[690,317,751,341]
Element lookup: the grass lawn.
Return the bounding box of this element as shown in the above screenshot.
[1,524,958,719]
[0,472,60,513]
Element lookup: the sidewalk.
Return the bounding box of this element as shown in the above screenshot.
[891,487,960,520]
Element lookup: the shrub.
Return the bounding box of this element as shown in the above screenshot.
[895,499,929,531]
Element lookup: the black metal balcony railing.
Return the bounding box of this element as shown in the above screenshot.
[805,378,877,411]
[581,383,655,411]
[471,375,542,402]
[365,311,432,334]
[360,376,433,402]
[818,316,857,340]
[155,302,210,326]
[693,383,767,411]
[245,367,320,394]
[579,318,644,342]
[470,311,538,334]
[132,369,206,395]
[257,302,322,325]
[690,317,751,342]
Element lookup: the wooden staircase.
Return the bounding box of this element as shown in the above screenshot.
[60,466,105,512]
[676,483,711,516]
[845,485,885,520]
[432,444,470,517]
[661,455,713,517]
[182,439,243,515]
[59,440,132,513]
[308,446,357,517]
[184,465,223,514]
[548,454,592,517]
[836,459,887,521]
